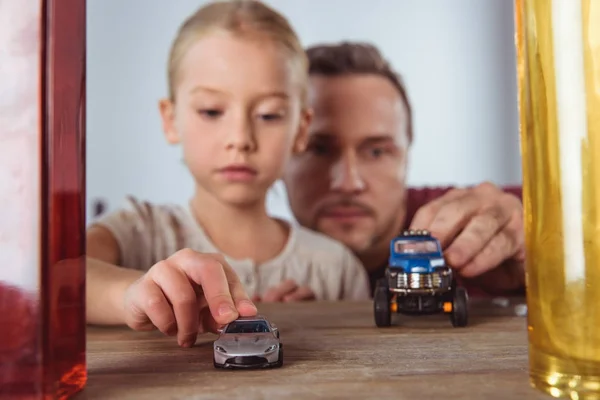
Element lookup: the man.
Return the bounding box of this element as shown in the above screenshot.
[282,41,525,297]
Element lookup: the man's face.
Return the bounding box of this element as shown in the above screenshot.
[283,74,411,257]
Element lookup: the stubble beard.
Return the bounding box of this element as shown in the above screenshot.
[310,204,406,272]
[351,198,408,272]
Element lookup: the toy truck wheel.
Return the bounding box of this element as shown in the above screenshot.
[374,279,391,327]
[450,287,468,327]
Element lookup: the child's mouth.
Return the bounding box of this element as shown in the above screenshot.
[217,164,258,182]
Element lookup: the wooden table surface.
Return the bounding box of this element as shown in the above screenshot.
[77,298,550,400]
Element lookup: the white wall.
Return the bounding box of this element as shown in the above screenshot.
[86,0,522,224]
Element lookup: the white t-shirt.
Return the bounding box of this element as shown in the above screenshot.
[92,196,371,301]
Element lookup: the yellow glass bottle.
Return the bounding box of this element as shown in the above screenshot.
[515,0,600,398]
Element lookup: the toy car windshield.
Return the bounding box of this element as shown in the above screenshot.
[224,320,271,334]
[213,316,283,369]
[394,239,439,254]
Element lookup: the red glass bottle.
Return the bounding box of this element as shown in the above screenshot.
[0,0,87,398]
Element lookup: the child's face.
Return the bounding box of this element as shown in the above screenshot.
[159,31,310,206]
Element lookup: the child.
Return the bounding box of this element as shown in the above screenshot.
[89,0,371,303]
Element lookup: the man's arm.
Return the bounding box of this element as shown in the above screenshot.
[404,184,522,230]
[405,184,525,297]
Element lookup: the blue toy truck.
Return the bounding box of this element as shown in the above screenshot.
[373,229,468,328]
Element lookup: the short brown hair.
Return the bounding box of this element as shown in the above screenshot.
[305,42,413,142]
[167,0,308,103]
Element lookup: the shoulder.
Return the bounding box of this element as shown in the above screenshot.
[290,224,362,268]
[406,185,522,207]
[96,196,187,225]
[89,196,193,269]
[91,196,191,239]
[406,186,454,207]
[293,225,347,253]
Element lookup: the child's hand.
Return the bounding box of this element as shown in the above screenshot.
[121,249,257,347]
[260,279,316,302]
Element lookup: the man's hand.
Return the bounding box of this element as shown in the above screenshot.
[258,279,316,303]
[409,182,525,294]
[122,249,257,348]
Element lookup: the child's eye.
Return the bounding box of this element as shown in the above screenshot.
[258,113,282,121]
[197,109,223,119]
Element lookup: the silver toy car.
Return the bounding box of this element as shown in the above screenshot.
[213,315,283,369]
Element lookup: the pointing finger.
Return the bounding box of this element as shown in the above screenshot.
[167,250,244,325]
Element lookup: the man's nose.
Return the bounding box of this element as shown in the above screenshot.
[330,154,366,193]
[225,115,256,152]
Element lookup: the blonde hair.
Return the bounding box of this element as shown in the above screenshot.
[167,0,308,103]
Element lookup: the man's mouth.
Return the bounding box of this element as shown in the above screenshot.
[319,205,371,221]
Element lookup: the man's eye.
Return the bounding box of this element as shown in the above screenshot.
[307,143,330,155]
[367,147,388,158]
[198,109,222,118]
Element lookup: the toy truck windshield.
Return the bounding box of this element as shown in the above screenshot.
[393,239,440,255]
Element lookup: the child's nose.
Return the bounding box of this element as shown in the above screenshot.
[226,136,254,152]
[225,119,256,152]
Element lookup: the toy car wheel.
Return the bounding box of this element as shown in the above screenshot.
[275,346,283,368]
[374,278,391,327]
[450,287,468,327]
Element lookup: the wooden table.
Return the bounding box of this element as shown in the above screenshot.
[78,298,550,400]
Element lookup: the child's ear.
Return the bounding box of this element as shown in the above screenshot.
[159,98,180,144]
[293,108,313,154]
